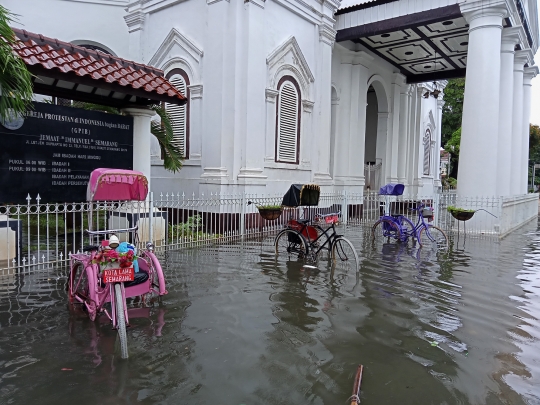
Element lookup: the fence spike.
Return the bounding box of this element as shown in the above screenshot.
[32,256,36,264]
[60,252,64,260]
[26,194,31,203]
[36,194,41,203]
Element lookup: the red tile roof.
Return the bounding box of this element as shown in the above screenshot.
[11,28,187,105]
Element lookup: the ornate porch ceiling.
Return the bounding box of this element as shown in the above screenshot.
[336,5,474,83]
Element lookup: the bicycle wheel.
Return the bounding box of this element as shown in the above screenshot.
[275,229,308,260]
[372,219,401,243]
[331,237,359,271]
[418,225,449,251]
[114,283,129,359]
[69,262,97,321]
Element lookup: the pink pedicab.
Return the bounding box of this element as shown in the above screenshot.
[68,169,167,359]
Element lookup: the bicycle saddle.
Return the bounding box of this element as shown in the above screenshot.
[297,219,310,225]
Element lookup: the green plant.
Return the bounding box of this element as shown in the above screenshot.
[168,215,220,242]
[0,6,34,121]
[447,206,475,213]
[256,204,282,210]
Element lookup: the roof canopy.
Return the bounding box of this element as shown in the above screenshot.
[12,28,187,108]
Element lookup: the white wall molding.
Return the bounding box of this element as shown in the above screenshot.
[189,84,203,99]
[148,28,204,68]
[319,24,337,46]
[124,10,145,33]
[267,36,315,99]
[244,0,266,9]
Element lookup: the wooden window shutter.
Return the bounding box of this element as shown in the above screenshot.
[165,75,188,158]
[276,80,300,163]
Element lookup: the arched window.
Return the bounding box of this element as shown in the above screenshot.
[423,129,432,176]
[275,76,301,164]
[165,69,190,158]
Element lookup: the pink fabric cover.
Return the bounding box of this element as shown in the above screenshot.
[87,168,149,201]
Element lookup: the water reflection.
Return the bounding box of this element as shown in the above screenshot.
[0,223,539,404]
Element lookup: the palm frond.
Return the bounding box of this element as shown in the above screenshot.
[150,104,183,172]
[0,6,33,121]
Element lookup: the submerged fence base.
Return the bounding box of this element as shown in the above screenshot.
[0,191,537,273]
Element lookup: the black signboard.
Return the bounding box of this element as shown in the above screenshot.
[0,102,134,203]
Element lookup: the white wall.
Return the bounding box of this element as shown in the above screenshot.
[3,0,129,58]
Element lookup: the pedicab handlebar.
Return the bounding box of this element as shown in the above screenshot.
[84,226,138,236]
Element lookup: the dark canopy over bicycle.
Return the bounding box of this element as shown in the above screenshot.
[281,184,321,207]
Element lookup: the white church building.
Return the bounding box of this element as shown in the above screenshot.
[5,0,539,205]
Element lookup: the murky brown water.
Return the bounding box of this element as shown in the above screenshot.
[1,222,539,405]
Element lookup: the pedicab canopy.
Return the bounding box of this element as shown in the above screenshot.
[87,168,148,201]
[281,184,321,207]
[379,183,405,196]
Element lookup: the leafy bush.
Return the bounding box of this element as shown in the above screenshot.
[447,206,475,213]
[168,215,220,242]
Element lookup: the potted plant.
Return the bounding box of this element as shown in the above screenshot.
[447,206,475,221]
[256,204,283,221]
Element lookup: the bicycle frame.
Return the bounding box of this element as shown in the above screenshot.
[286,213,343,256]
[378,202,434,242]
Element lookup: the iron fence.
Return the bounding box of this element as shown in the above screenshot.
[0,191,516,274]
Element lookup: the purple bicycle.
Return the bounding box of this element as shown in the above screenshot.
[371,184,449,250]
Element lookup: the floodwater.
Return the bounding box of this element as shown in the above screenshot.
[1,222,540,405]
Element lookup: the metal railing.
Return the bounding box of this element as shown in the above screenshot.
[0,190,529,274]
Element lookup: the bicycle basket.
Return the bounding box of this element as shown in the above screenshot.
[422,208,434,218]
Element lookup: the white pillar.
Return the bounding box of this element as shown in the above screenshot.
[497,28,520,196]
[334,58,353,185]
[348,59,369,188]
[388,73,406,183]
[397,86,410,184]
[434,98,444,189]
[122,107,156,189]
[188,84,203,162]
[406,85,418,190]
[457,4,506,197]
[312,24,337,184]
[510,51,528,195]
[411,86,424,194]
[521,66,539,192]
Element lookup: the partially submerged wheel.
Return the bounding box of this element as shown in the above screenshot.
[275,229,308,260]
[69,262,96,321]
[418,225,449,251]
[114,283,129,359]
[331,237,360,271]
[372,219,402,243]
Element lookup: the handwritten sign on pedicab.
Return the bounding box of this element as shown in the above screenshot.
[102,267,135,284]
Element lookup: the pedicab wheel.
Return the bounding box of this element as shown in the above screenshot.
[418,225,449,251]
[372,219,401,243]
[114,283,129,359]
[331,237,359,271]
[69,262,97,321]
[275,229,308,260]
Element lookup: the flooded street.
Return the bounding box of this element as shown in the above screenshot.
[1,222,540,405]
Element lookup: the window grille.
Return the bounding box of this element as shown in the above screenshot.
[165,72,189,158]
[423,129,432,175]
[276,78,301,164]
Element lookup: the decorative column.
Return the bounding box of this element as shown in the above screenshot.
[123,4,145,62]
[397,85,410,184]
[521,66,539,192]
[238,0,267,182]
[411,86,424,194]
[264,89,278,163]
[510,51,529,195]
[434,98,444,188]
[348,57,370,189]
[188,84,203,162]
[457,4,507,197]
[334,56,353,186]
[313,23,337,184]
[497,27,521,196]
[387,73,406,183]
[200,0,231,182]
[122,107,156,189]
